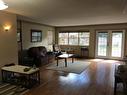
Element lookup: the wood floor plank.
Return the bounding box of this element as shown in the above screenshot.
[25,59,123,95]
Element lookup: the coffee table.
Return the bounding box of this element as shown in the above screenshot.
[57,54,74,67]
[1,65,40,88]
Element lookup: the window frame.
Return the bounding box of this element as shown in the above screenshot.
[78,32,90,46]
[68,32,79,45]
[58,31,90,46]
[58,32,69,45]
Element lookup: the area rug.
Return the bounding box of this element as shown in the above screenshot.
[0,82,29,95]
[46,61,91,74]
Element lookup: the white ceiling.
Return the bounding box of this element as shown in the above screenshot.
[3,0,127,26]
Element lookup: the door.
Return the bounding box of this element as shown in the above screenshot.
[96,30,125,59]
[96,31,108,58]
[111,31,124,58]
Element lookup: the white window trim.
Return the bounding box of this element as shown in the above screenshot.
[58,31,90,46]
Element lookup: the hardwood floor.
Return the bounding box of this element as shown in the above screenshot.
[25,59,124,95]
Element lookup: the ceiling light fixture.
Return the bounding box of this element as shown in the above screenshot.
[0,0,8,10]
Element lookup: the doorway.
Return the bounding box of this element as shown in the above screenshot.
[95,30,125,59]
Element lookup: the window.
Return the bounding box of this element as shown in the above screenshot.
[31,30,42,42]
[48,30,53,45]
[58,32,90,46]
[79,32,90,46]
[69,33,78,45]
[59,32,68,45]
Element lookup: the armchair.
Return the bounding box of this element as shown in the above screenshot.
[53,44,75,57]
[53,44,63,57]
[114,65,127,95]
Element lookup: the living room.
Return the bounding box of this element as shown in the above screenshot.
[0,0,127,95]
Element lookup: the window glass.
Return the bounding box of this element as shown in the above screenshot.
[58,32,90,46]
[79,32,90,46]
[59,33,68,45]
[69,33,78,45]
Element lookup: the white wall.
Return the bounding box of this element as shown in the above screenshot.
[22,21,55,50]
[56,23,127,58]
[0,11,18,68]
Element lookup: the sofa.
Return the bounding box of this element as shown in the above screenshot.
[20,46,55,67]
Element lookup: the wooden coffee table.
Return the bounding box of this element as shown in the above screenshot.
[57,54,74,67]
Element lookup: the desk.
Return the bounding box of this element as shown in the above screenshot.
[1,65,40,88]
[57,54,74,67]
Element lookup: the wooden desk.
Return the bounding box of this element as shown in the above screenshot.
[1,65,40,88]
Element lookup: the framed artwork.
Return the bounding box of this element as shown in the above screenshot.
[31,29,42,42]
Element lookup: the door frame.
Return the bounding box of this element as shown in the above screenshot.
[95,30,109,59]
[95,29,125,59]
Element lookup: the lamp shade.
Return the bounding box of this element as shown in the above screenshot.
[0,0,8,10]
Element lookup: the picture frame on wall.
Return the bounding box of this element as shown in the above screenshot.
[31,29,42,42]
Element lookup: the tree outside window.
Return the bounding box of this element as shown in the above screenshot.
[58,32,90,46]
[59,33,68,45]
[69,33,78,45]
[79,32,90,46]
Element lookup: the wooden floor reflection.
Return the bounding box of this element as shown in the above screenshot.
[25,59,123,95]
